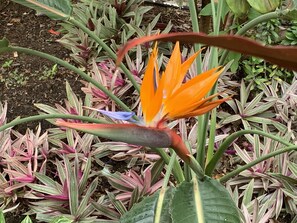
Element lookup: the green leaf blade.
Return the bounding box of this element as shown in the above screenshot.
[171,177,240,223]
[12,0,72,20]
[120,189,173,223]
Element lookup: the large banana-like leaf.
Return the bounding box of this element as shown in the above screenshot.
[247,0,281,13]
[226,0,250,18]
[121,188,174,223]
[12,0,72,20]
[171,177,239,223]
[120,177,240,223]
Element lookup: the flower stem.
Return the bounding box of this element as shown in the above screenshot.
[154,152,177,222]
[188,0,202,74]
[155,148,185,184]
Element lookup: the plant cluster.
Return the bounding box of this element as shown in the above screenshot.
[58,0,172,67]
[0,0,297,222]
[281,20,297,46]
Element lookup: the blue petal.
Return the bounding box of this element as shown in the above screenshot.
[98,110,135,121]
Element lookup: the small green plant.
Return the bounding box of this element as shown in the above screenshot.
[254,19,281,45]
[241,56,294,90]
[39,64,58,80]
[1,59,13,68]
[0,68,29,86]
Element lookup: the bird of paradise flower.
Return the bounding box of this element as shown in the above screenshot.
[56,42,229,171]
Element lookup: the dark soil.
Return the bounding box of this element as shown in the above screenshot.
[0,0,191,133]
[0,0,86,133]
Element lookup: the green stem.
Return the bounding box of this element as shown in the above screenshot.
[0,114,110,133]
[184,141,192,181]
[206,108,216,165]
[188,155,205,180]
[154,148,185,184]
[0,46,132,113]
[196,114,209,167]
[154,152,177,223]
[219,145,297,183]
[188,0,209,168]
[206,0,223,165]
[68,17,140,93]
[188,0,202,74]
[205,129,294,176]
[163,152,177,187]
[219,11,279,65]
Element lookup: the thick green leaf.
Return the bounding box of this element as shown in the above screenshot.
[21,216,32,223]
[171,177,240,223]
[0,210,5,223]
[120,188,174,223]
[247,0,281,13]
[50,216,73,223]
[121,177,240,223]
[284,9,297,20]
[0,38,9,48]
[12,0,72,20]
[226,0,250,18]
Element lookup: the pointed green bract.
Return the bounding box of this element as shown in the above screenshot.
[12,0,72,20]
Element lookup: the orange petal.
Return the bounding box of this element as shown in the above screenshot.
[170,49,202,95]
[140,45,163,124]
[161,42,182,99]
[179,49,202,82]
[179,98,231,118]
[169,93,222,118]
[164,68,223,118]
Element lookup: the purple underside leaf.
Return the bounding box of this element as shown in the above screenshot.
[44,194,69,201]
